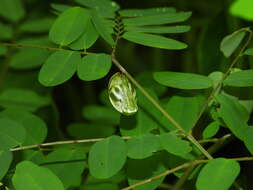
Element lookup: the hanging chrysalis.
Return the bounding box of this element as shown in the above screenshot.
[108,72,138,116]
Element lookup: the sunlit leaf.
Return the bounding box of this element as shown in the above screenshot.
[230,0,253,21]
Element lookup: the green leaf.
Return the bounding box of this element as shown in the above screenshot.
[82,105,120,125]
[0,118,26,150]
[230,0,253,21]
[244,127,253,155]
[153,72,213,89]
[0,23,13,40]
[161,95,204,131]
[69,19,99,50]
[75,0,120,18]
[0,151,12,180]
[123,11,192,26]
[39,51,81,86]
[203,121,220,139]
[90,11,114,45]
[224,69,253,87]
[196,158,240,190]
[9,37,51,69]
[67,122,115,139]
[220,29,247,58]
[123,32,187,50]
[51,3,72,14]
[44,148,87,189]
[0,88,50,112]
[126,134,160,159]
[12,161,65,190]
[0,109,47,145]
[216,94,248,140]
[0,47,7,56]
[0,0,25,22]
[120,109,159,136]
[88,135,127,179]
[127,154,166,190]
[49,7,90,46]
[159,133,192,157]
[244,48,253,55]
[77,53,112,81]
[125,25,190,34]
[119,7,176,17]
[80,183,118,190]
[19,17,54,33]
[208,71,224,88]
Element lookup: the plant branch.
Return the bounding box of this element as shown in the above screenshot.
[122,156,253,190]
[111,55,213,160]
[190,28,252,133]
[0,42,94,55]
[10,136,131,152]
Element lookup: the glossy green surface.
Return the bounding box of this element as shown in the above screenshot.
[108,72,138,116]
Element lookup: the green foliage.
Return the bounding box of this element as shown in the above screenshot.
[153,72,213,89]
[196,158,240,190]
[88,136,127,179]
[12,161,65,190]
[77,53,112,81]
[220,29,247,57]
[1,0,253,189]
[39,51,81,86]
[49,7,90,46]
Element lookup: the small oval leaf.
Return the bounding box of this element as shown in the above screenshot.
[224,69,253,87]
[77,53,112,81]
[154,72,213,89]
[196,158,240,190]
[12,161,65,190]
[49,7,90,46]
[88,135,127,179]
[39,51,81,86]
[123,32,187,50]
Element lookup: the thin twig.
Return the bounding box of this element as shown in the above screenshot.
[10,136,131,151]
[111,56,213,160]
[122,156,253,190]
[0,42,93,55]
[190,28,253,133]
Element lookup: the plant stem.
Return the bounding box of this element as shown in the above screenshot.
[10,136,131,151]
[0,42,93,55]
[122,156,253,190]
[111,55,213,160]
[190,28,253,133]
